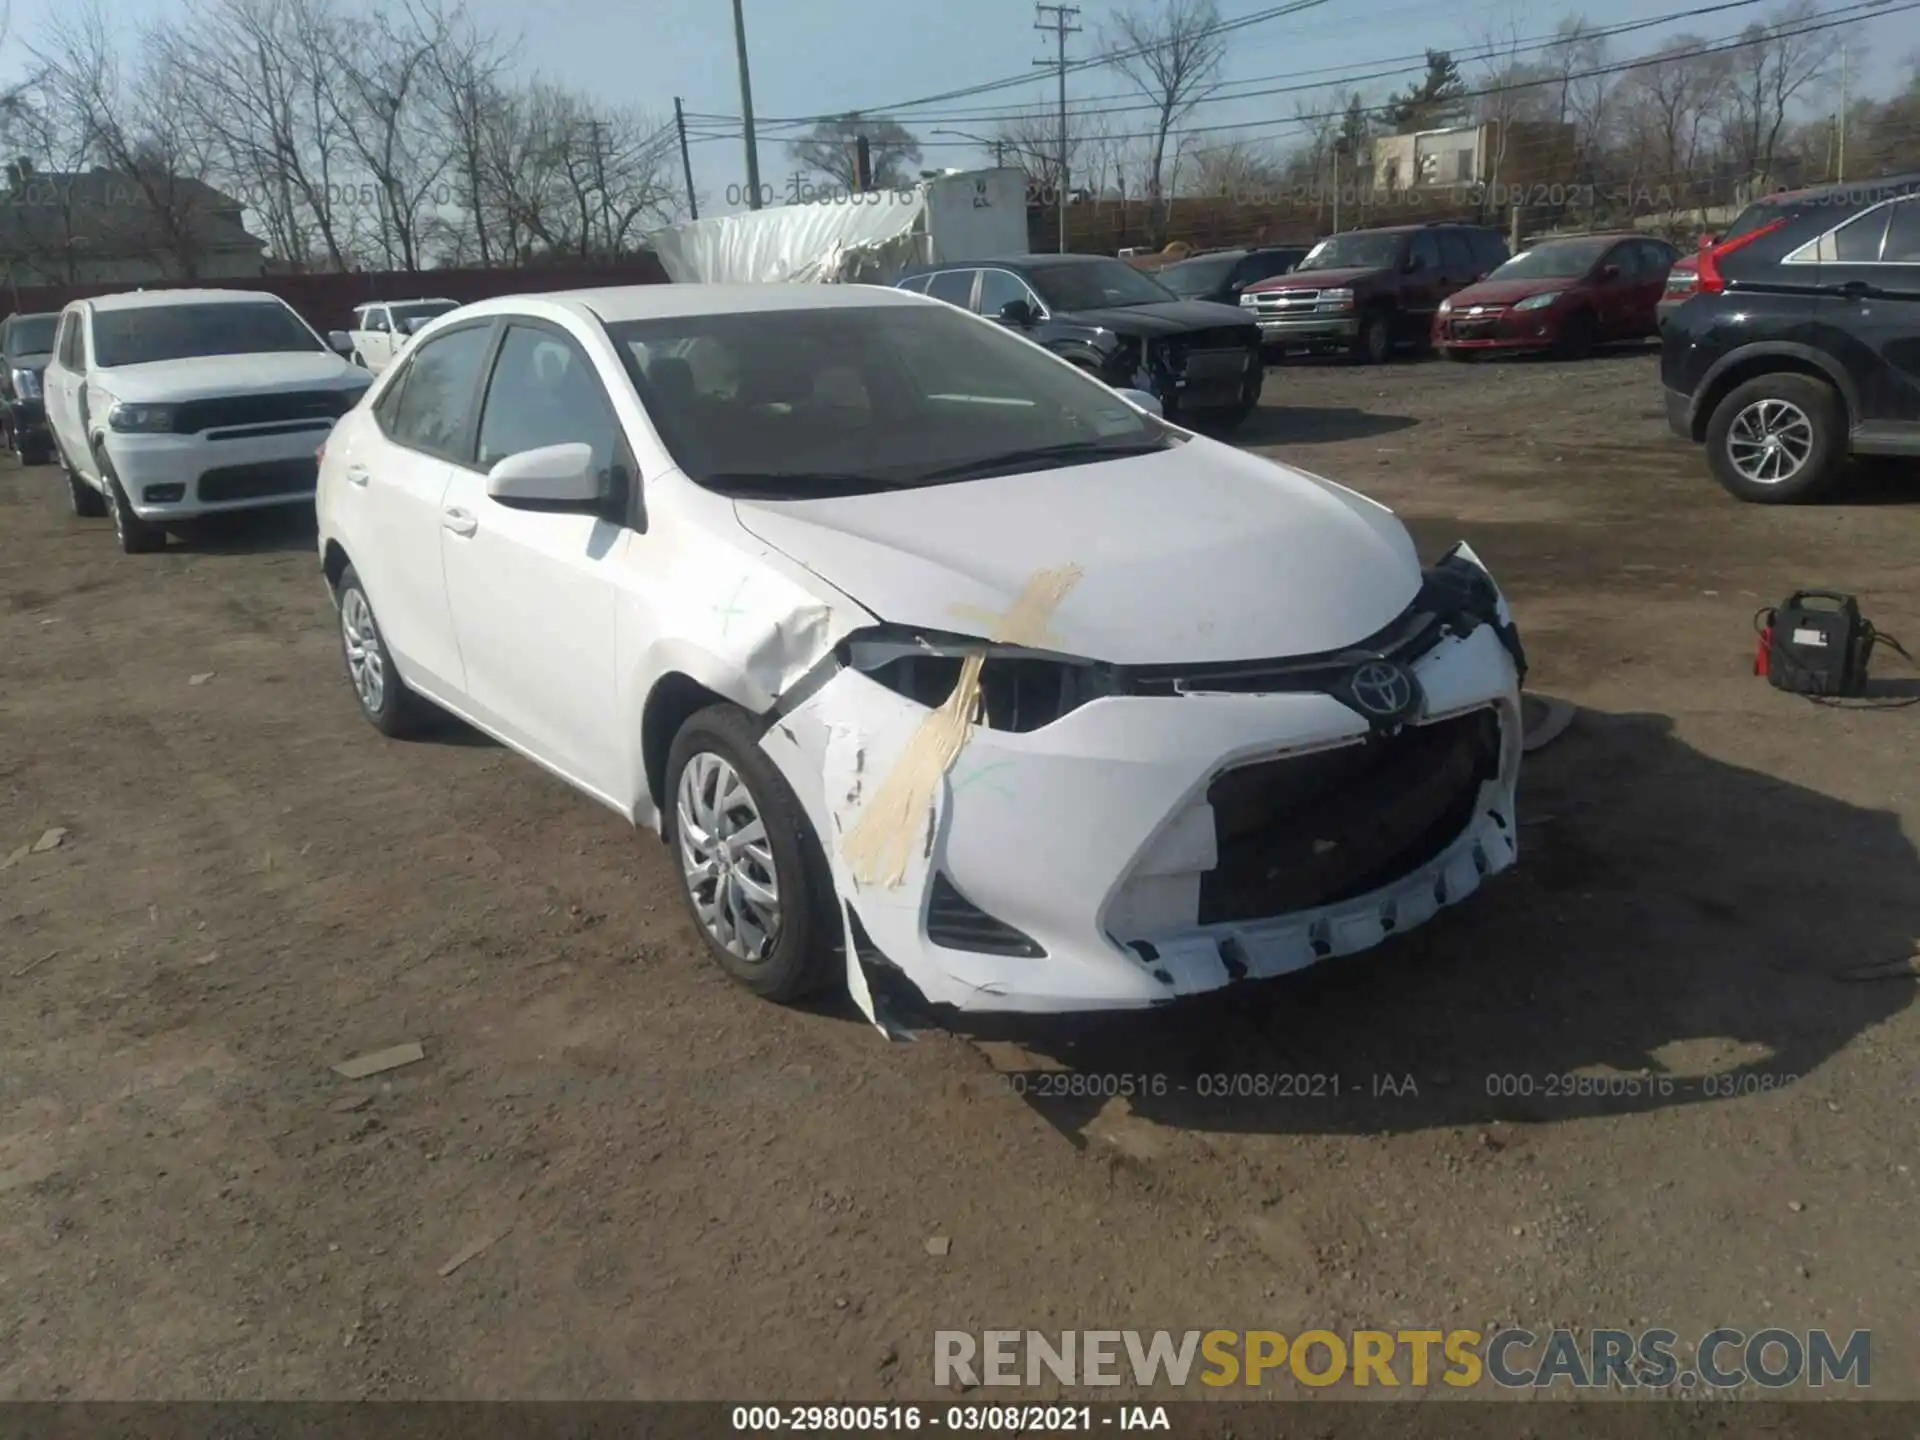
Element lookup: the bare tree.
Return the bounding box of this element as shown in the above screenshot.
[1104,0,1227,243]
[1617,37,1732,221]
[787,114,922,191]
[419,0,512,264]
[33,4,227,280]
[1718,0,1838,193]
[1472,11,1540,205]
[3,73,99,282]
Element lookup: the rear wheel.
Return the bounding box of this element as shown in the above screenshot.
[1704,373,1846,504]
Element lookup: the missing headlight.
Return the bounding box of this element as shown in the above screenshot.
[844,628,1119,732]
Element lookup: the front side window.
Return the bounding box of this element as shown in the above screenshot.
[1157,256,1238,297]
[1026,259,1176,310]
[55,313,77,368]
[476,324,622,483]
[382,324,493,460]
[90,301,324,368]
[608,302,1171,499]
[4,314,58,357]
[975,268,1035,315]
[1882,199,1920,263]
[1438,231,1476,274]
[1409,231,1442,271]
[1299,231,1404,272]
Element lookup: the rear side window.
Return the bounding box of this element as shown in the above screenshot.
[896,274,931,294]
[925,269,976,306]
[381,324,493,461]
[1790,205,1892,264]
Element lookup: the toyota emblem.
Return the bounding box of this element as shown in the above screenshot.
[1349,661,1415,719]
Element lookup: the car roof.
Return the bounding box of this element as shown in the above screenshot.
[1336,221,1498,236]
[1755,172,1920,207]
[80,288,288,314]
[445,284,928,325]
[1525,232,1647,245]
[365,297,459,307]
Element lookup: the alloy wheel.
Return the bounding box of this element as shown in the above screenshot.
[340,588,386,714]
[1726,398,1813,485]
[675,751,782,962]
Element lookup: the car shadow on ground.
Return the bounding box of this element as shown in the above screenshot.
[1235,406,1419,447]
[926,703,1917,1143]
[173,507,322,554]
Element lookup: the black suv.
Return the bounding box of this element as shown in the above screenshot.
[1154,246,1308,306]
[1662,174,1920,502]
[896,254,1263,429]
[0,311,59,465]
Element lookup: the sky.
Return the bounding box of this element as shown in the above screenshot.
[4,0,1914,218]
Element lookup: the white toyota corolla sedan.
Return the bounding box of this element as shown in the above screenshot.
[315,283,1525,1028]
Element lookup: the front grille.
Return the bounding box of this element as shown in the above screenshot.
[1198,709,1500,925]
[197,458,319,502]
[1251,290,1319,307]
[1172,325,1257,351]
[173,390,354,435]
[1128,603,1443,698]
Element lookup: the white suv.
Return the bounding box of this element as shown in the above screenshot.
[331,298,458,374]
[45,289,372,552]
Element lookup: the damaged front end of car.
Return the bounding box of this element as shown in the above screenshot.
[755,542,1527,1035]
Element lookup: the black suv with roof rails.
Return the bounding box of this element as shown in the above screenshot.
[1662,173,1920,502]
[1153,245,1309,306]
[896,253,1263,430]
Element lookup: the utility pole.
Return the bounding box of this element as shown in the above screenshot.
[731,0,763,208]
[674,98,699,220]
[1837,46,1849,182]
[588,119,612,253]
[1034,3,1079,254]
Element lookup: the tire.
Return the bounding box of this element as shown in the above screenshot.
[1554,309,1599,360]
[1352,308,1394,365]
[663,703,838,1003]
[66,466,106,517]
[100,460,166,553]
[21,437,53,466]
[1195,399,1257,433]
[1440,344,1475,362]
[1704,373,1846,505]
[335,564,431,736]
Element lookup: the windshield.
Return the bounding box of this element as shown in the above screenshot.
[1157,257,1239,297]
[1297,231,1404,272]
[608,303,1172,498]
[5,315,58,355]
[1027,259,1177,310]
[92,301,325,367]
[1489,239,1614,280]
[391,302,457,332]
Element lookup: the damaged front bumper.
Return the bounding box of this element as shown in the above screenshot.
[758,544,1526,1019]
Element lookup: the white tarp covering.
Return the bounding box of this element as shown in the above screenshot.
[649,168,1032,286]
[651,191,928,286]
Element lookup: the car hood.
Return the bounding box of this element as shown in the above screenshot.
[730,441,1421,666]
[94,351,364,402]
[1057,300,1256,336]
[1450,277,1580,306]
[6,351,52,371]
[1246,265,1386,292]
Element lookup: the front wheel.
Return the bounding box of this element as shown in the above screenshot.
[1352,309,1394,365]
[1554,309,1599,360]
[102,465,166,553]
[1704,373,1846,504]
[664,703,838,1003]
[66,465,107,517]
[20,436,53,466]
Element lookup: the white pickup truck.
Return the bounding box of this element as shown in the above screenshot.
[331,297,459,374]
[43,289,372,553]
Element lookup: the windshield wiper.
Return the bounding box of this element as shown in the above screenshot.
[918,439,1170,482]
[703,471,905,499]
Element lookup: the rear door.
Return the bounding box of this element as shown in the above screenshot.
[349,320,496,697]
[1790,199,1904,428]
[1629,240,1679,336]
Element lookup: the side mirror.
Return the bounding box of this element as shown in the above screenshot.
[1598,264,1621,281]
[1114,387,1162,417]
[327,330,353,355]
[998,298,1036,326]
[485,442,604,508]
[1402,254,1422,273]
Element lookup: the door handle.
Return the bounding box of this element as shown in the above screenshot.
[442,506,478,536]
[1836,280,1873,300]
[345,465,369,486]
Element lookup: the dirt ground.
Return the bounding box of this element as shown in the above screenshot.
[2,345,1916,1403]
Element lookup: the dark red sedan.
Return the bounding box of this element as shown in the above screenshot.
[1433,233,1679,359]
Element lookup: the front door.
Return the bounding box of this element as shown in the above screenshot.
[439,321,628,799]
[44,312,85,465]
[1802,199,1920,432]
[1399,230,1446,339]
